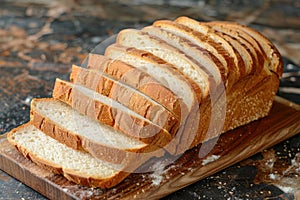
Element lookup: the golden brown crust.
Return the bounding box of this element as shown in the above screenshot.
[224,22,283,77]
[175,16,246,82]
[173,70,280,155]
[70,65,180,136]
[153,20,238,89]
[205,22,264,75]
[204,24,257,76]
[7,123,131,188]
[86,54,184,120]
[52,79,173,148]
[110,44,202,103]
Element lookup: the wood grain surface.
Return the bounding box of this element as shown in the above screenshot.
[0,96,300,200]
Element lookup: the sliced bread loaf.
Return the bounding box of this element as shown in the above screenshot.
[6,17,284,189]
[70,65,180,136]
[52,79,173,147]
[7,123,131,188]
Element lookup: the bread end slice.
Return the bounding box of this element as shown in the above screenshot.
[7,123,130,188]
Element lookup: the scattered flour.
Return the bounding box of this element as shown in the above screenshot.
[24,96,33,105]
[149,161,167,186]
[202,155,221,166]
[274,185,295,194]
[62,185,103,198]
[268,173,279,180]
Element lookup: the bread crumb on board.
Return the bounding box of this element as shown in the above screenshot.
[202,155,221,166]
[149,162,166,186]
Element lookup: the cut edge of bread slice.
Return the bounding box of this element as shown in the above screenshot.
[175,16,247,80]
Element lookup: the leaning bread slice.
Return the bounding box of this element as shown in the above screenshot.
[52,79,173,147]
[7,123,131,188]
[70,65,179,135]
[115,29,211,98]
[86,54,183,121]
[30,98,164,165]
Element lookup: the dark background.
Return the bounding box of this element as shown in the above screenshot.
[0,0,299,199]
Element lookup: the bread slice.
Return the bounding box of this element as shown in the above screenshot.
[52,79,173,147]
[85,54,183,121]
[70,65,180,135]
[30,98,164,165]
[115,29,211,98]
[7,123,130,188]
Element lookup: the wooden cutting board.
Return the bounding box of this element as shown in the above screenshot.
[1,96,300,200]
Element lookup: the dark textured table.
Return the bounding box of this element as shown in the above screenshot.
[0,0,300,199]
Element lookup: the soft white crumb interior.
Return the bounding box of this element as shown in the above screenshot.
[36,100,146,149]
[12,125,122,177]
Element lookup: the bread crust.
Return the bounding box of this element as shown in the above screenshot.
[52,79,173,148]
[175,16,245,83]
[115,29,210,98]
[142,26,225,85]
[70,65,180,136]
[7,123,131,188]
[205,23,262,75]
[153,20,238,89]
[86,54,184,121]
[209,21,283,77]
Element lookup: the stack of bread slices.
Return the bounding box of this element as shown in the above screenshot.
[7,16,283,188]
